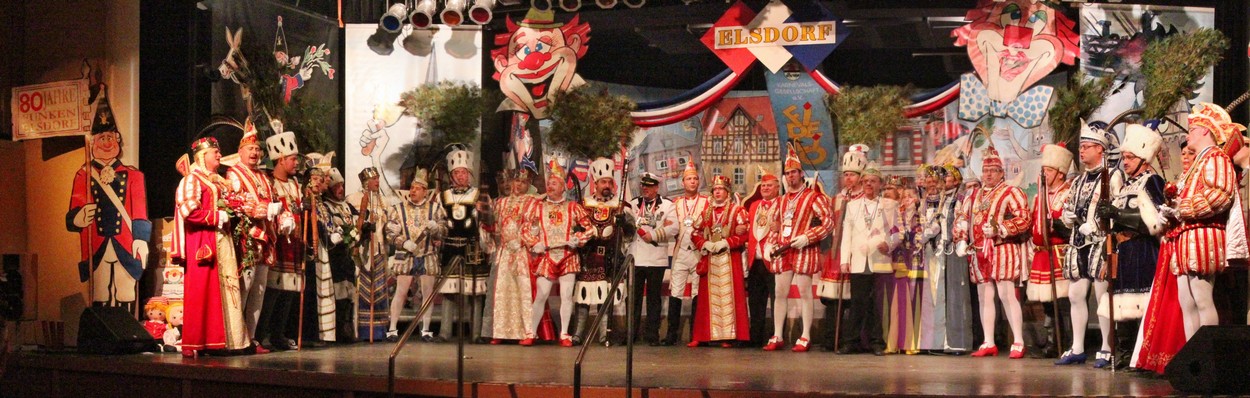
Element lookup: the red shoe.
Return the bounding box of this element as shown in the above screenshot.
[1008,343,1025,359]
[253,344,271,355]
[490,339,502,345]
[180,349,197,359]
[970,343,998,357]
[762,336,783,351]
[687,340,700,348]
[559,334,574,347]
[720,342,734,348]
[519,338,534,346]
[791,338,810,353]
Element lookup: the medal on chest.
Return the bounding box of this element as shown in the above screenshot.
[452,204,467,221]
[549,206,565,226]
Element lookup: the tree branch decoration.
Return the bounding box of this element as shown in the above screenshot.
[826,85,911,146]
[1141,27,1228,120]
[1048,71,1118,149]
[399,80,489,147]
[546,84,639,160]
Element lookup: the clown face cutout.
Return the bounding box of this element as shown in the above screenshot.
[491,9,590,119]
[953,0,1078,103]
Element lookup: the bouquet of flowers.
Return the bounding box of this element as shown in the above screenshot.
[218,191,264,268]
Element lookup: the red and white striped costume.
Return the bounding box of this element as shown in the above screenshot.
[767,186,833,275]
[1171,146,1237,276]
[1027,180,1071,302]
[523,197,592,279]
[964,182,1031,284]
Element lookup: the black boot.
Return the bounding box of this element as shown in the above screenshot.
[1115,320,1139,370]
[661,297,682,345]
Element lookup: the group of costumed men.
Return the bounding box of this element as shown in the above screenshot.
[165,101,1246,376]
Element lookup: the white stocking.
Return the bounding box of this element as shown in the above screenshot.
[795,274,814,340]
[419,275,436,333]
[1067,278,1091,354]
[772,271,794,339]
[996,281,1023,345]
[977,283,996,347]
[389,275,414,332]
[1177,275,1219,339]
[1093,280,1111,352]
[559,274,577,336]
[531,277,555,337]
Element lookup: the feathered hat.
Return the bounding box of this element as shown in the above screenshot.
[328,167,345,186]
[783,142,803,173]
[410,167,430,188]
[1079,119,1112,149]
[547,159,567,182]
[944,164,963,182]
[757,165,778,183]
[981,144,1003,170]
[1189,102,1246,156]
[266,120,299,161]
[711,174,732,191]
[681,160,699,179]
[447,149,472,172]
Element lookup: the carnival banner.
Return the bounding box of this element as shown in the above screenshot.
[701,0,847,74]
[10,79,93,140]
[764,61,836,190]
[1079,4,1214,177]
[344,25,483,195]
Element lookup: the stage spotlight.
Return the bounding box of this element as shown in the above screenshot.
[409,0,437,28]
[441,0,467,26]
[367,26,400,55]
[468,0,494,25]
[559,0,580,12]
[595,0,616,8]
[380,3,408,33]
[622,0,644,8]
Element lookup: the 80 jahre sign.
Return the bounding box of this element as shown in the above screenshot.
[10,79,93,140]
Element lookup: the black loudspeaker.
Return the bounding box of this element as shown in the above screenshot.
[1165,325,1250,394]
[77,306,158,354]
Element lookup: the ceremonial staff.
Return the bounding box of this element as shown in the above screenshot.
[355,187,375,343]
[1099,154,1119,371]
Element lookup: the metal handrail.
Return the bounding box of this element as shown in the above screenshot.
[572,254,634,398]
[388,256,465,398]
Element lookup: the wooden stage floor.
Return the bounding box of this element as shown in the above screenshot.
[3,341,1178,397]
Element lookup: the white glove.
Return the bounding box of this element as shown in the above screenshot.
[981,224,997,238]
[266,202,283,220]
[330,232,344,245]
[217,211,230,228]
[762,243,777,262]
[713,240,730,253]
[279,216,296,235]
[530,243,547,253]
[1061,209,1078,225]
[1078,222,1097,236]
[700,242,714,254]
[922,225,940,241]
[602,225,614,238]
[132,240,150,269]
[790,235,810,249]
[954,221,968,233]
[403,240,419,253]
[73,204,99,228]
[425,221,441,230]
[955,241,969,257]
[1158,205,1179,220]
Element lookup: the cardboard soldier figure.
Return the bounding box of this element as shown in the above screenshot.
[66,88,151,312]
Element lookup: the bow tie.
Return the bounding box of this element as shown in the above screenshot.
[958,73,1054,129]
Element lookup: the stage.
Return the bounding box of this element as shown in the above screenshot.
[2,340,1176,397]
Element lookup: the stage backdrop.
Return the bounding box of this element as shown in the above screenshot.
[343,25,482,195]
[1079,4,1215,178]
